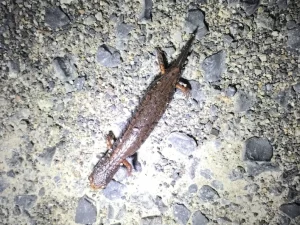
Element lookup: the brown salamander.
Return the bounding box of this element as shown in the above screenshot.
[89,33,196,189]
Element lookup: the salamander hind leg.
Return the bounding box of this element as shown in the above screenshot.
[176,83,191,98]
[156,47,167,75]
[122,159,133,176]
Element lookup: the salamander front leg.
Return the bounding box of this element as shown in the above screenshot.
[176,83,191,98]
[106,131,115,150]
[156,47,166,75]
[122,159,133,176]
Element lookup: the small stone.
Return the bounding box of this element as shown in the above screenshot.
[140,0,153,20]
[256,12,275,30]
[189,80,206,103]
[185,9,208,39]
[199,185,220,202]
[188,184,198,193]
[102,180,126,200]
[277,214,291,225]
[287,26,300,54]
[0,178,9,193]
[192,210,209,225]
[246,162,279,176]
[242,0,260,16]
[115,205,126,220]
[211,180,223,190]
[244,183,259,194]
[279,203,300,218]
[95,12,102,21]
[200,169,213,179]
[116,23,132,39]
[154,196,168,213]
[96,45,122,68]
[293,83,300,93]
[275,89,292,108]
[229,166,246,181]
[38,187,45,196]
[217,217,232,224]
[74,77,85,90]
[8,60,20,79]
[167,132,197,156]
[14,195,37,209]
[45,7,70,29]
[75,196,97,224]
[38,146,57,166]
[234,91,256,112]
[223,34,234,44]
[225,85,237,97]
[277,0,287,9]
[244,137,273,161]
[83,16,96,26]
[202,51,226,83]
[141,216,162,225]
[173,203,191,225]
[53,56,78,82]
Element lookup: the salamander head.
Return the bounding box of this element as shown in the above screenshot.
[88,172,107,190]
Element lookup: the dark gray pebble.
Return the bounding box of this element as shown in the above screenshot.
[202,51,226,83]
[75,196,97,224]
[173,203,191,225]
[96,45,122,68]
[244,137,273,161]
[45,7,70,29]
[199,185,220,202]
[192,210,209,225]
[102,180,126,200]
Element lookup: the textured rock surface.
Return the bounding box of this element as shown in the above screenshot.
[0,1,299,224]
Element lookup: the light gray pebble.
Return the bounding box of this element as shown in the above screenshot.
[234,91,256,112]
[275,89,291,108]
[287,26,300,54]
[173,203,191,225]
[154,196,168,213]
[102,180,126,200]
[199,185,220,202]
[141,216,162,225]
[200,169,213,180]
[14,195,37,209]
[242,0,260,16]
[45,7,70,29]
[211,180,223,190]
[74,77,85,90]
[202,51,226,83]
[189,80,206,104]
[38,146,57,166]
[279,202,300,218]
[0,178,9,193]
[96,45,122,68]
[74,196,97,224]
[292,83,300,93]
[244,183,259,194]
[223,34,234,44]
[229,166,246,181]
[225,85,236,97]
[116,23,132,39]
[140,0,153,21]
[188,184,198,193]
[256,12,275,30]
[185,9,208,39]
[167,132,197,156]
[244,137,273,161]
[246,162,279,176]
[8,60,20,79]
[53,56,78,82]
[192,210,209,225]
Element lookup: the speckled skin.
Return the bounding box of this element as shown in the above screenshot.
[89,34,195,189]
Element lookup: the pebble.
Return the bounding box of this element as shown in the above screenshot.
[167,132,197,156]
[141,216,162,225]
[173,203,191,225]
[234,91,256,112]
[229,166,246,181]
[102,180,126,200]
[189,80,206,104]
[292,83,300,93]
[202,51,226,83]
[14,195,37,209]
[246,162,279,176]
[0,178,9,193]
[45,7,70,29]
[38,146,57,166]
[200,169,213,180]
[140,0,153,20]
[279,202,300,219]
[154,196,168,213]
[211,180,224,190]
[199,185,220,202]
[52,56,78,82]
[96,45,122,68]
[287,26,300,54]
[192,210,209,225]
[225,85,237,97]
[116,23,133,39]
[75,196,97,224]
[242,0,260,15]
[185,9,208,39]
[188,184,198,193]
[244,137,273,161]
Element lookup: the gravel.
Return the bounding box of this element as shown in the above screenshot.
[1,0,299,224]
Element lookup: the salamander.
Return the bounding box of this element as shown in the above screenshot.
[89,32,196,189]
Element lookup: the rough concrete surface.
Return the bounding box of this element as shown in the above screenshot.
[0,0,300,225]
